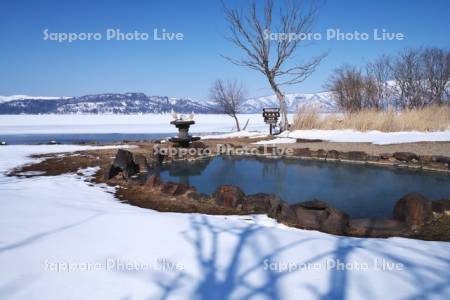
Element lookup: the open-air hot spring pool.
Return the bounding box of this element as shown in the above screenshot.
[151,156,450,219]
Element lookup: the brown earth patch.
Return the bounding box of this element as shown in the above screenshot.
[9,150,113,176]
[412,215,450,241]
[270,141,450,157]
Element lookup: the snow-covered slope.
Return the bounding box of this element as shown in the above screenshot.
[0,93,218,114]
[241,91,337,113]
[0,95,71,103]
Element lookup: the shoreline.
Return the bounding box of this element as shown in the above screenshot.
[7,138,450,241]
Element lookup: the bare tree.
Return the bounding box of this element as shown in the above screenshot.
[327,64,394,113]
[210,79,245,131]
[391,47,449,108]
[222,0,326,131]
[365,55,393,109]
[391,48,427,109]
[421,47,450,105]
[326,47,449,112]
[325,65,365,113]
[363,76,380,110]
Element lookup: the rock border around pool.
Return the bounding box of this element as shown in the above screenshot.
[103,148,450,240]
[257,145,450,173]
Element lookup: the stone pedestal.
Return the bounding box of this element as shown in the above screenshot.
[169,120,200,147]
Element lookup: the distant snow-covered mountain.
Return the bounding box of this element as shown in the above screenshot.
[0,93,218,114]
[0,91,337,114]
[0,95,71,103]
[242,92,337,113]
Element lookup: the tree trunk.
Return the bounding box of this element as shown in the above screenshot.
[268,76,289,132]
[277,92,289,131]
[233,114,241,131]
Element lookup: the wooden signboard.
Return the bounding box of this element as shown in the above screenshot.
[262,108,280,135]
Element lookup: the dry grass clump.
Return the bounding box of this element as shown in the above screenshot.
[292,105,450,132]
[291,105,321,130]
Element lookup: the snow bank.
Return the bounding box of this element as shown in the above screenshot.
[0,145,449,299]
[255,137,295,145]
[0,144,134,174]
[200,130,267,139]
[256,129,450,145]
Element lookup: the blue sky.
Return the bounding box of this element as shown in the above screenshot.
[0,0,449,99]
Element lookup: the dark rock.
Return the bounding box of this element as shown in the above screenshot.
[299,199,329,209]
[367,155,380,162]
[380,153,392,160]
[321,207,350,235]
[146,175,162,188]
[296,138,323,143]
[348,219,410,237]
[104,165,121,180]
[291,200,349,235]
[190,141,208,149]
[112,149,140,179]
[268,202,298,226]
[133,154,149,171]
[432,198,450,214]
[244,193,282,214]
[293,148,311,157]
[162,181,192,196]
[434,156,450,165]
[345,151,368,161]
[187,191,210,201]
[393,152,419,162]
[312,149,327,158]
[393,192,432,227]
[213,185,245,208]
[0,141,7,146]
[326,150,340,159]
[291,203,328,227]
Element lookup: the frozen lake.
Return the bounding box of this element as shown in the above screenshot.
[0,114,276,144]
[0,114,274,134]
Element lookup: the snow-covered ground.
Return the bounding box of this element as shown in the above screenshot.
[202,128,450,145]
[200,131,267,140]
[1,145,450,299]
[256,129,450,145]
[0,114,273,135]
